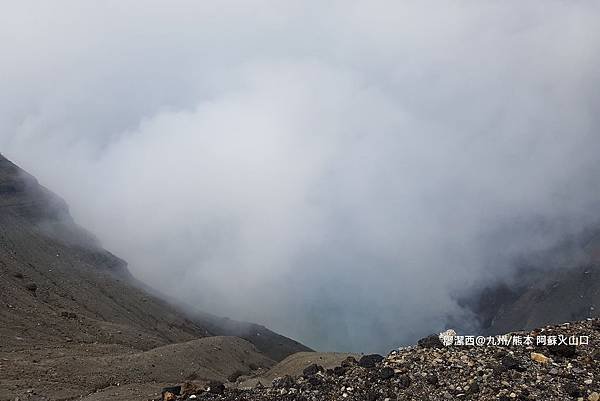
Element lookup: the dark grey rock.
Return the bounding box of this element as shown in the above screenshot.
[417,334,444,349]
[302,363,323,377]
[379,367,395,380]
[359,354,384,368]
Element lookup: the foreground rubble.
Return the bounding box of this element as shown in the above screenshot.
[160,319,600,401]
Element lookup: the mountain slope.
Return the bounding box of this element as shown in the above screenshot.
[0,153,310,399]
[0,152,309,356]
[477,263,600,334]
[469,230,600,335]
[2,336,275,400]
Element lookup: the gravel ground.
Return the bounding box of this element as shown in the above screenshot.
[158,318,600,401]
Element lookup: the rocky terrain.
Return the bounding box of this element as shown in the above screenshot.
[2,151,600,401]
[468,229,600,335]
[0,154,309,401]
[157,319,600,401]
[477,263,600,335]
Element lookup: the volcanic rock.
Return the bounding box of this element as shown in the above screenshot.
[162,385,182,395]
[341,356,357,367]
[358,354,384,368]
[302,363,323,376]
[417,333,444,349]
[378,366,395,380]
[549,344,577,358]
[272,375,295,389]
[501,355,523,371]
[152,319,600,401]
[206,381,225,395]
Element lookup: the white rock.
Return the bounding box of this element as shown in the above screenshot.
[439,329,457,338]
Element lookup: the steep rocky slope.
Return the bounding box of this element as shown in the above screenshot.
[0,153,310,400]
[470,231,600,335]
[481,264,600,334]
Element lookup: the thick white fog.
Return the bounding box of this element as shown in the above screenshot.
[1,1,600,351]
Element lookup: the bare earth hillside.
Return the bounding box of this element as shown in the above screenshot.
[0,154,310,401]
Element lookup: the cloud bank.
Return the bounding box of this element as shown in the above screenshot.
[1,1,600,351]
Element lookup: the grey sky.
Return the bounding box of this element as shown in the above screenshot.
[1,1,600,352]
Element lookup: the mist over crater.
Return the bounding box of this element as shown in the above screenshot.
[2,1,600,352]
